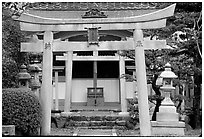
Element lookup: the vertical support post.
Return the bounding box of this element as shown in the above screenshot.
[190,75,194,107]
[133,70,138,98]
[200,84,202,109]
[55,71,59,111]
[119,51,128,115]
[186,83,189,107]
[64,51,73,113]
[93,60,97,106]
[133,29,151,136]
[181,83,185,111]
[40,31,53,135]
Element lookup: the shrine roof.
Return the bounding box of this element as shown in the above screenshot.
[25,2,170,19]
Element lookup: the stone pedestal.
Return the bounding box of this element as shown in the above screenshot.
[151,103,185,136]
[151,121,185,136]
[151,92,185,136]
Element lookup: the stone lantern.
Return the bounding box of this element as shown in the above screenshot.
[17,64,31,88]
[159,62,177,107]
[28,64,42,97]
[151,63,185,136]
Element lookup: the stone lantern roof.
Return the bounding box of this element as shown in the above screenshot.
[159,63,177,78]
[17,64,31,80]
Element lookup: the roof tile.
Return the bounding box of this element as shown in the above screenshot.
[28,2,159,11]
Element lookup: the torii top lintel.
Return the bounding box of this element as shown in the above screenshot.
[15,4,176,31]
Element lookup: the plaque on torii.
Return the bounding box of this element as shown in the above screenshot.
[87,27,99,46]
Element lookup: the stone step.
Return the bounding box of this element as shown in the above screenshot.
[71,126,126,130]
[64,120,126,127]
[71,109,120,113]
[52,112,129,129]
[66,116,128,121]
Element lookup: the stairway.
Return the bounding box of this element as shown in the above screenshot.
[52,110,130,130]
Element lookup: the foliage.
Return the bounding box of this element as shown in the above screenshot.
[121,2,202,128]
[2,88,42,136]
[2,4,29,88]
[2,2,29,18]
[126,98,139,129]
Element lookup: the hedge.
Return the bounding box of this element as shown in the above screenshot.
[2,88,42,136]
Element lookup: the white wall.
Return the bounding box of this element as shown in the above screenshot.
[126,82,136,99]
[52,78,120,103]
[98,79,120,102]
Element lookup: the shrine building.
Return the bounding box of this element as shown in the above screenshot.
[17,2,175,109]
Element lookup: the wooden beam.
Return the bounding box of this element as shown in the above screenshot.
[72,56,119,61]
[119,52,127,113]
[54,71,59,111]
[64,51,73,113]
[21,41,43,52]
[19,18,166,31]
[57,55,135,61]
[54,30,133,41]
[15,4,175,25]
[93,61,97,106]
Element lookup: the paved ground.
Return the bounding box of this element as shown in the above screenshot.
[50,128,202,136]
[73,128,117,136]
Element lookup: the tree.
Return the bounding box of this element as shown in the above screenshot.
[168,9,202,129]
[121,2,202,128]
[2,2,29,88]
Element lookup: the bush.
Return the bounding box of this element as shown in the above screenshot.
[2,88,42,136]
[126,98,139,129]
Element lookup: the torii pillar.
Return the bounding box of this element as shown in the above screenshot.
[134,29,151,136]
[40,31,53,135]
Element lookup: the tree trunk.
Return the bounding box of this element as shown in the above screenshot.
[151,74,162,121]
[193,74,202,129]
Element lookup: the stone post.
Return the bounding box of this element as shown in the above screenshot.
[40,31,53,135]
[133,29,151,136]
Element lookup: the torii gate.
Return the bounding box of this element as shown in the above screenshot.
[16,4,176,136]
